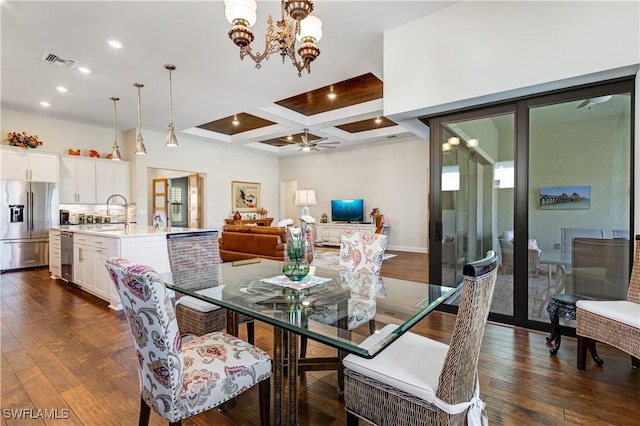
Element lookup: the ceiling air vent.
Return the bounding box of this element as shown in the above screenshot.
[41,52,77,69]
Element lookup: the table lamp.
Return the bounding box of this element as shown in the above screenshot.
[294,189,317,216]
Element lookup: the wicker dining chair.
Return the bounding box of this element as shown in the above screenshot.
[343,250,498,426]
[166,231,255,343]
[576,235,640,370]
[105,257,271,426]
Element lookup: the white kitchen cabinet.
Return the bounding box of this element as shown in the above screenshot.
[59,226,175,310]
[96,161,130,204]
[0,146,59,182]
[49,229,61,279]
[72,234,113,300]
[73,242,90,287]
[60,156,96,203]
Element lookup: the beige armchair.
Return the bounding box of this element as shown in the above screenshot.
[498,234,543,277]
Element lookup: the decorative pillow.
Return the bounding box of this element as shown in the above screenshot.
[528,238,542,255]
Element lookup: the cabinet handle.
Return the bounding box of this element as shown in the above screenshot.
[79,247,83,262]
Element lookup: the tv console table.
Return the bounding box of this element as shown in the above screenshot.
[314,222,389,246]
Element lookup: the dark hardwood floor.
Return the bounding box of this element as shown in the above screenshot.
[2,254,639,425]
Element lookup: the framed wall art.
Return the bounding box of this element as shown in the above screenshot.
[539,185,591,210]
[231,181,260,212]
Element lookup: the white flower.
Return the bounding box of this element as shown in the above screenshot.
[300,215,315,224]
[277,218,294,228]
[289,226,303,240]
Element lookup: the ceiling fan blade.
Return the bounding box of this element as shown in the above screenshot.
[576,99,590,109]
[318,145,336,149]
[317,141,340,145]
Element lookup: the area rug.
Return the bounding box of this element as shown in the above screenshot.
[312,247,396,270]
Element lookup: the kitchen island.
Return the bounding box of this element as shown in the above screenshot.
[49,224,214,310]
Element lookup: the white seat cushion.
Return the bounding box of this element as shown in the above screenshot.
[176,295,221,312]
[343,324,449,403]
[576,300,640,328]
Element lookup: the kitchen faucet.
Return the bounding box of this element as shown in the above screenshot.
[106,194,130,230]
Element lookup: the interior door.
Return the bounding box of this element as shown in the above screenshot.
[188,173,201,228]
[152,178,168,226]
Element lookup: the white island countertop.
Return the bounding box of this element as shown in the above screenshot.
[51,224,215,238]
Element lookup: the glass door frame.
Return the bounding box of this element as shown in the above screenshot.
[424,77,635,330]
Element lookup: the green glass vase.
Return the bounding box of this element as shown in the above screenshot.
[283,240,310,281]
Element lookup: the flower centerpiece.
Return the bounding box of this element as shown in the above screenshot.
[5,132,43,149]
[278,217,311,281]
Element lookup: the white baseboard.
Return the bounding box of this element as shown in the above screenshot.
[386,245,428,253]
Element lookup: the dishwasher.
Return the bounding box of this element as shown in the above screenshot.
[61,231,73,282]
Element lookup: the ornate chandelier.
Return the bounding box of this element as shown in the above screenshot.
[224,0,323,77]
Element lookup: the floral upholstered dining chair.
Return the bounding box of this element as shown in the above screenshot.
[301,231,389,358]
[105,257,271,426]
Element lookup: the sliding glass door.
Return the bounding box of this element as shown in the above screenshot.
[430,106,516,317]
[427,78,634,328]
[527,86,633,324]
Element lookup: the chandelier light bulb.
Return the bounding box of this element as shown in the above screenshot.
[468,138,479,147]
[448,136,460,146]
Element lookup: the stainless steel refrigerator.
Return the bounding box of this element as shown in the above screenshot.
[1,180,58,271]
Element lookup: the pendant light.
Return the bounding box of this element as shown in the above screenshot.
[164,64,178,147]
[110,97,122,161]
[133,83,147,155]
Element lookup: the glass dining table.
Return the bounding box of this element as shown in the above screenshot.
[163,258,458,426]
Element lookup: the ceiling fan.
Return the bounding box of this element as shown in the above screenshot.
[282,128,340,151]
[576,95,613,109]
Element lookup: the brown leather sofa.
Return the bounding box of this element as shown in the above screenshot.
[218,225,313,263]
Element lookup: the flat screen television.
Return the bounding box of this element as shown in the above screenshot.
[331,199,365,222]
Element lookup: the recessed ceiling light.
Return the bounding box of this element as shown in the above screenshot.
[374,117,382,124]
[78,67,91,74]
[40,101,50,107]
[232,115,240,126]
[327,92,337,100]
[56,86,68,93]
[287,135,293,141]
[108,40,122,49]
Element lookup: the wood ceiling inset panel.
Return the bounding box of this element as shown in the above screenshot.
[259,131,323,147]
[336,116,396,133]
[197,112,276,135]
[275,73,383,116]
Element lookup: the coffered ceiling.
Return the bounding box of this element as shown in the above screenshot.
[0,1,454,156]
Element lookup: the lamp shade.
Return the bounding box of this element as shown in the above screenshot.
[297,15,322,42]
[225,0,257,26]
[294,189,317,206]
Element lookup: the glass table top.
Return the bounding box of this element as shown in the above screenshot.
[164,258,458,358]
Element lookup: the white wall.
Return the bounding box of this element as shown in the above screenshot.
[1,109,120,156]
[383,0,640,243]
[279,137,429,252]
[1,109,281,232]
[384,1,640,119]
